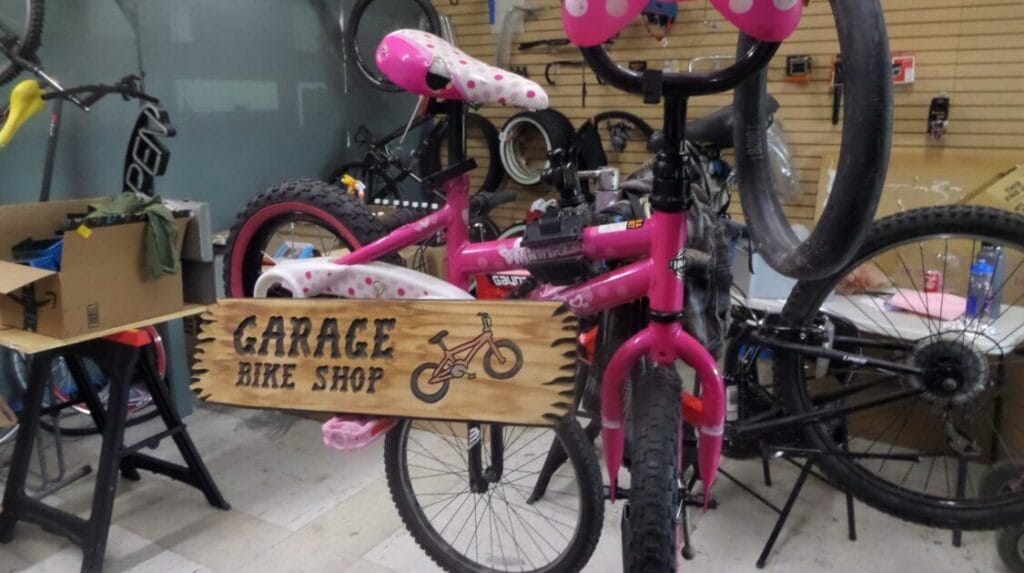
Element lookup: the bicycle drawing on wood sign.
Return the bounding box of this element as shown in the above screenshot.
[410,312,524,403]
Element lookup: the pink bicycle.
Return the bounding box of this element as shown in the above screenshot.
[225,1,892,570]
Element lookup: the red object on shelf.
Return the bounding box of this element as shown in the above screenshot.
[892,53,916,85]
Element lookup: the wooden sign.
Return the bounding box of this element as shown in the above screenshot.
[191,299,578,426]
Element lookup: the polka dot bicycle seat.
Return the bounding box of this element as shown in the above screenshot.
[563,0,803,48]
[376,30,549,111]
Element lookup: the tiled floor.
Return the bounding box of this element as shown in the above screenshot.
[0,404,1011,572]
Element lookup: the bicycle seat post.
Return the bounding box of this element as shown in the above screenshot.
[445,99,467,167]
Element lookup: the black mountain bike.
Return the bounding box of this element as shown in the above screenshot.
[0,20,173,439]
[0,0,44,87]
[330,109,503,203]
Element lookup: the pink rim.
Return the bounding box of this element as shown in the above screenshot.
[228,201,365,297]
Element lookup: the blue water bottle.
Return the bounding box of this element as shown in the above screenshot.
[965,258,994,321]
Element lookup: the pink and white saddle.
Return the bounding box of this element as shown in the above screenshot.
[376,29,549,110]
[562,0,804,47]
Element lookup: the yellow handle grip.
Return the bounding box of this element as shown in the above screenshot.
[0,80,45,148]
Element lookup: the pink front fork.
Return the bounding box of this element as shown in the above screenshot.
[600,211,725,502]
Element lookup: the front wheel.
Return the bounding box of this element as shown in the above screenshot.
[410,362,447,403]
[998,525,1024,573]
[624,364,683,572]
[483,340,523,380]
[222,179,395,298]
[384,417,604,572]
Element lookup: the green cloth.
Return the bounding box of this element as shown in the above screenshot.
[85,192,179,279]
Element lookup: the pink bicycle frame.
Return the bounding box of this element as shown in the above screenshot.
[335,173,725,498]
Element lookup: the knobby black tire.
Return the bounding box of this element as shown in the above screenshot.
[776,205,1024,530]
[384,416,604,572]
[345,0,441,92]
[998,525,1024,573]
[734,0,892,279]
[222,179,397,298]
[624,364,682,572]
[420,113,505,194]
[0,0,45,86]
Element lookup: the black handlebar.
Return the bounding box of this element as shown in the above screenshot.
[580,40,780,98]
[43,75,159,109]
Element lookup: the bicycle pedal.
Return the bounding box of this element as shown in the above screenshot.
[467,373,477,380]
[603,485,630,500]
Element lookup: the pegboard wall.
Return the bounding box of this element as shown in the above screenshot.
[431,0,1024,228]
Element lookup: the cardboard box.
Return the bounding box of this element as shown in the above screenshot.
[959,164,1024,214]
[815,149,1023,222]
[0,197,188,339]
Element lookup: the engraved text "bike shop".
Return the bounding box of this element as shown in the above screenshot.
[232,315,397,394]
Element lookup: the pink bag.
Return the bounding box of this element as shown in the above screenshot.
[709,0,803,42]
[562,0,802,48]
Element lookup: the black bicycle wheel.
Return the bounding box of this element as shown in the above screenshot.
[223,179,396,298]
[734,0,891,279]
[776,205,1024,530]
[420,113,504,194]
[346,0,440,92]
[333,160,402,203]
[588,111,653,159]
[39,345,164,437]
[499,110,575,187]
[623,364,683,571]
[0,0,44,87]
[385,416,604,572]
[0,346,25,449]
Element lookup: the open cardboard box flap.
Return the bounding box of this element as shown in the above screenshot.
[0,196,189,338]
[0,261,56,295]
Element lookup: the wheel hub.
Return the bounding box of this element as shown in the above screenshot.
[909,336,989,407]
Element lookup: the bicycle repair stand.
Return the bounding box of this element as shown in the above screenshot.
[710,424,864,568]
[0,327,229,573]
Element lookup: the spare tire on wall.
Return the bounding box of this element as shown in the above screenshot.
[499,109,575,186]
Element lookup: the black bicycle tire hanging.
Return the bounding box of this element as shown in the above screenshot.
[419,112,505,194]
[0,0,46,87]
[589,111,654,153]
[499,109,575,186]
[733,0,892,280]
[345,0,441,92]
